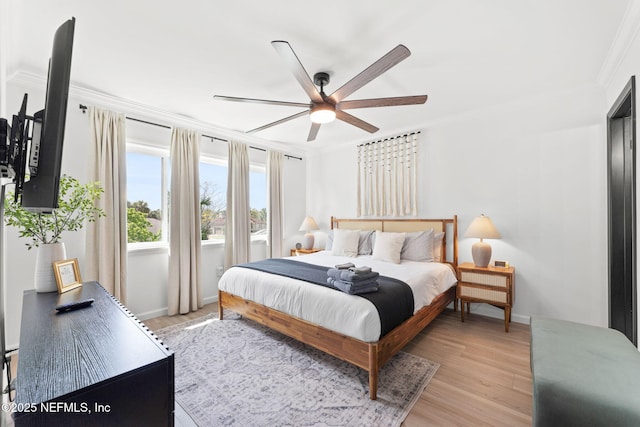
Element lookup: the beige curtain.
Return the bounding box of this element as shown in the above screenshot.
[357,133,419,217]
[224,140,250,269]
[168,128,203,315]
[266,150,283,258]
[86,107,127,302]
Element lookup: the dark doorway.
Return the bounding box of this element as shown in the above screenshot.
[607,76,637,345]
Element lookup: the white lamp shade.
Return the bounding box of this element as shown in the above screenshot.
[299,216,319,232]
[464,214,501,240]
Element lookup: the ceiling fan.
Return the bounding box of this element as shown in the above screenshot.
[213,41,428,142]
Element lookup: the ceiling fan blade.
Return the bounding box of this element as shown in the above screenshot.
[271,41,323,103]
[329,45,411,103]
[307,123,321,142]
[247,110,310,134]
[214,95,310,108]
[339,95,428,110]
[335,110,379,134]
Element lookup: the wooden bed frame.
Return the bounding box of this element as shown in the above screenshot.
[218,215,458,400]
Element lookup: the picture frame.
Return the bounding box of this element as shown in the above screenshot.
[53,258,83,293]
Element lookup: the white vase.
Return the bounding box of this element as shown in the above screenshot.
[34,242,67,293]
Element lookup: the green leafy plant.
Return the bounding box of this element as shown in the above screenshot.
[4,175,106,249]
[127,208,160,243]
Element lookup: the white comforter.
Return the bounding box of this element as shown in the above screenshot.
[218,251,457,342]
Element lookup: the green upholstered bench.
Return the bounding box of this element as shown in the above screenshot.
[530,317,640,427]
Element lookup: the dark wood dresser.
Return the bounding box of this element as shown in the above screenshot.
[14,281,174,426]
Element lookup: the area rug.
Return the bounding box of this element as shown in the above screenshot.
[156,314,439,427]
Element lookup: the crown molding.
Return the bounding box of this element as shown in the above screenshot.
[8,71,307,159]
[597,1,640,89]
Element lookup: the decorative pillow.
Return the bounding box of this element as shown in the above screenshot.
[432,231,445,262]
[372,231,406,264]
[401,229,435,262]
[331,229,360,257]
[326,229,374,255]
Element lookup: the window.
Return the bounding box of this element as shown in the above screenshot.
[126,143,267,246]
[199,160,267,242]
[200,161,227,241]
[126,149,168,244]
[250,168,267,241]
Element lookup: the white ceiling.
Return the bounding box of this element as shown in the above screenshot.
[6,0,631,148]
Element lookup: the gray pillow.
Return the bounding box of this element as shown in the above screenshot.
[400,229,435,262]
[357,230,374,255]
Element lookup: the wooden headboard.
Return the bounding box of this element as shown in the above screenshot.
[330,215,458,268]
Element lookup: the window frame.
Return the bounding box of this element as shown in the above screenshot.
[126,141,170,250]
[249,164,267,242]
[199,155,228,247]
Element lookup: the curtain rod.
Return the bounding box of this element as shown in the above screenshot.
[357,130,421,148]
[78,104,302,160]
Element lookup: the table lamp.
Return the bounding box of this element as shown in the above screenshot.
[464,214,501,267]
[299,216,319,250]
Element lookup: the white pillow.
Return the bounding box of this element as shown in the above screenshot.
[432,231,445,261]
[326,229,375,255]
[331,229,360,257]
[372,231,406,264]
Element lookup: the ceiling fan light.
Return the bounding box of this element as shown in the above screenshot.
[310,104,336,124]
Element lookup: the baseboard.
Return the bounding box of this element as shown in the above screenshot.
[135,295,219,321]
[136,308,168,321]
[203,295,218,306]
[469,304,530,325]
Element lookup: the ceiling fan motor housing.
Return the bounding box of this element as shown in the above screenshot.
[313,72,330,88]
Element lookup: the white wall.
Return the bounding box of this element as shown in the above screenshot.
[307,83,609,326]
[4,77,92,349]
[3,76,308,347]
[602,6,640,345]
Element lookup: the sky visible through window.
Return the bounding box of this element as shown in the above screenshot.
[126,153,266,211]
[127,152,162,209]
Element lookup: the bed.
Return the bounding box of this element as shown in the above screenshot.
[218,216,459,399]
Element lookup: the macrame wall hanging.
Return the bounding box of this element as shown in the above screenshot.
[356,131,419,217]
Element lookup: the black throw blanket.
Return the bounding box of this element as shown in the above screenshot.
[234,258,415,338]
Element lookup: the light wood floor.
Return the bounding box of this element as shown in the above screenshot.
[144,305,532,427]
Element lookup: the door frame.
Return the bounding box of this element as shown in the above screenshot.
[607,76,637,345]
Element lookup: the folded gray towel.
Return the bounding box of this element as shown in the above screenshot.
[327,277,379,295]
[349,266,372,274]
[326,276,379,288]
[335,262,356,270]
[341,270,379,282]
[327,268,342,279]
[327,268,379,282]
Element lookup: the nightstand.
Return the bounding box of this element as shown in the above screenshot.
[457,262,515,332]
[290,248,322,256]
